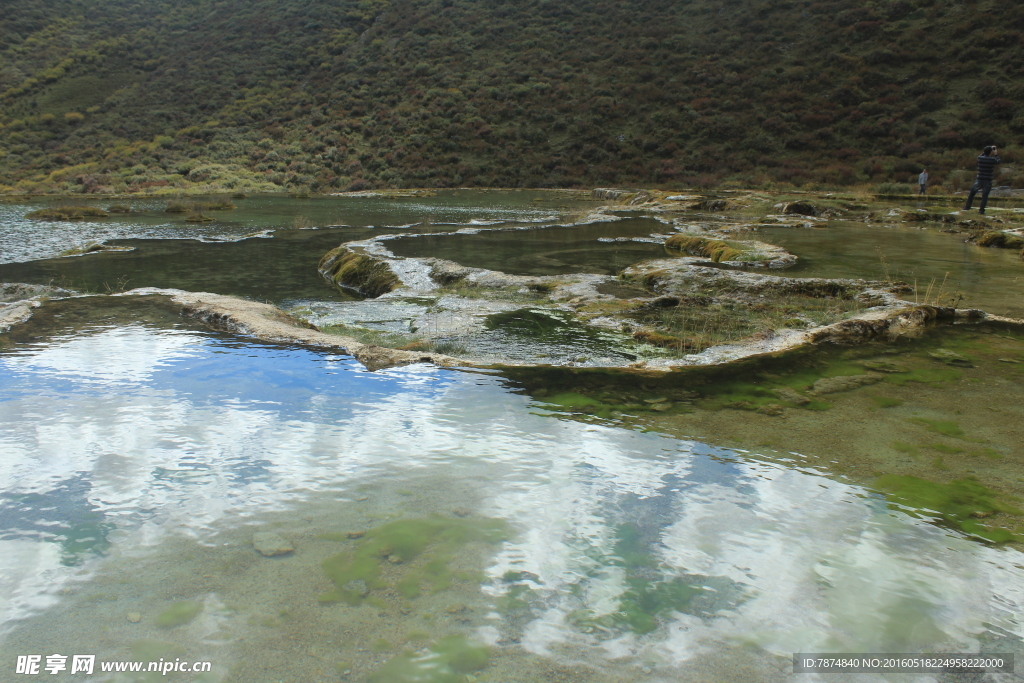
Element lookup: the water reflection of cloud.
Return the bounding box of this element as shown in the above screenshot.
[4,325,203,385]
[3,322,1024,673]
[484,445,1024,671]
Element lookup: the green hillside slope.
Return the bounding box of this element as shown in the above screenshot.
[1,0,1022,194]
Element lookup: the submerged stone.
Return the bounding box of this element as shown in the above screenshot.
[860,359,909,373]
[928,349,973,367]
[810,374,881,394]
[155,601,202,628]
[772,386,811,405]
[253,531,294,556]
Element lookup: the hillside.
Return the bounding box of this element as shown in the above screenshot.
[1,0,1023,194]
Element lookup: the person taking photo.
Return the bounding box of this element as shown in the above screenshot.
[963,145,1001,215]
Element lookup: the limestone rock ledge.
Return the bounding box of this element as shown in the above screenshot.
[134,289,460,371]
[0,283,76,332]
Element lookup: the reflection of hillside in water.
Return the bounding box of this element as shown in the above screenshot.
[1,300,1023,680]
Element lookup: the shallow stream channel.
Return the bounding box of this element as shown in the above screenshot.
[1,190,1024,682]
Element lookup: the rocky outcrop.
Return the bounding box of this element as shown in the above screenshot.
[318,246,400,298]
[975,230,1024,249]
[807,305,984,345]
[58,242,134,257]
[689,198,729,212]
[0,283,76,333]
[780,201,818,216]
[0,300,38,333]
[623,259,909,299]
[627,190,655,205]
[663,234,797,268]
[592,188,631,201]
[0,283,75,302]
[161,289,460,370]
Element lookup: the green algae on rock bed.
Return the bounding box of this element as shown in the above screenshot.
[504,322,1024,546]
[368,634,490,683]
[155,601,203,628]
[520,339,964,420]
[874,475,1024,543]
[319,517,510,604]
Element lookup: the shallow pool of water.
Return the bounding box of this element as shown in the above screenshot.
[385,218,673,276]
[2,297,1023,682]
[0,228,372,305]
[0,190,580,264]
[759,222,1024,317]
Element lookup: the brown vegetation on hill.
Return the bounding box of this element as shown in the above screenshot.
[1,0,1022,194]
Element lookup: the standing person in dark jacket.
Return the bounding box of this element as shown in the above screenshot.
[963,145,1000,214]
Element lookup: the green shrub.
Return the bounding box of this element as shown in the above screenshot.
[875,183,916,195]
[184,210,214,222]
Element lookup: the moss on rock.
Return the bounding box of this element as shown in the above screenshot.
[664,235,744,262]
[977,231,1024,249]
[318,247,400,298]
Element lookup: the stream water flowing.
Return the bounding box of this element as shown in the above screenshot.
[2,192,1023,682]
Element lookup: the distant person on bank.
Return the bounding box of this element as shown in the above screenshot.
[963,145,1000,214]
[918,169,928,195]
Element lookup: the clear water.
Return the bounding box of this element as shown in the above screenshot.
[385,218,674,276]
[2,297,1024,682]
[0,191,586,305]
[0,190,576,264]
[3,194,1024,682]
[0,228,370,305]
[759,222,1024,318]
